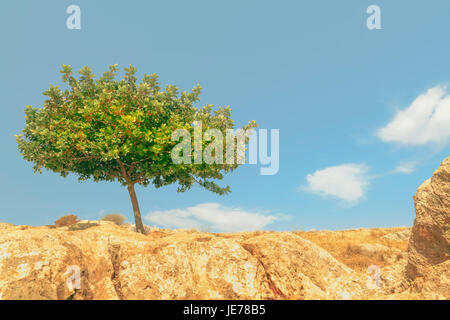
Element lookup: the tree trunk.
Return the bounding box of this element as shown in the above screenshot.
[127,183,145,234]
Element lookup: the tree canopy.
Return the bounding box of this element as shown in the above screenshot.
[16,64,256,233]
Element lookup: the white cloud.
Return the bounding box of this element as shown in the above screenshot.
[301,164,370,203]
[391,160,418,174]
[144,203,278,232]
[377,86,450,146]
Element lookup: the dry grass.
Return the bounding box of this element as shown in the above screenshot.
[293,227,410,272]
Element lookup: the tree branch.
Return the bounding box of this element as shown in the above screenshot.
[117,160,131,184]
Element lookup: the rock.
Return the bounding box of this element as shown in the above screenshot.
[0,190,448,301]
[121,223,169,235]
[0,223,14,230]
[241,233,366,300]
[0,223,361,300]
[408,260,450,299]
[378,260,409,294]
[407,157,450,279]
[355,243,389,257]
[0,221,392,300]
[0,223,121,299]
[382,229,411,241]
[352,243,405,264]
[114,232,274,299]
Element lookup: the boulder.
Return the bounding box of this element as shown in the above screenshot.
[407,157,450,279]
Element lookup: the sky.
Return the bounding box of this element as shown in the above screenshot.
[1,0,449,231]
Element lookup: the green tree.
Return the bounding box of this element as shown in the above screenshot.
[16,65,256,233]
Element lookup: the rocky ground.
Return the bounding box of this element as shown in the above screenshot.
[0,157,448,300]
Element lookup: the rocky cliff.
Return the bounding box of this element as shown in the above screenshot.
[407,157,450,277]
[406,156,450,297]
[0,221,443,300]
[0,158,448,300]
[0,222,372,300]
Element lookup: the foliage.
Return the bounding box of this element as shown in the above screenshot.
[16,64,256,193]
[101,213,127,226]
[54,214,79,227]
[16,64,257,233]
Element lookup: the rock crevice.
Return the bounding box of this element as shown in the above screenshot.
[108,243,124,300]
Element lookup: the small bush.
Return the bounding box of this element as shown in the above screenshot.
[100,213,126,226]
[54,214,79,227]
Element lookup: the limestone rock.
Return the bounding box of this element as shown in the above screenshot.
[408,260,450,299]
[0,223,323,299]
[407,157,450,279]
[241,233,364,299]
[382,229,411,241]
[0,223,14,230]
[0,223,369,300]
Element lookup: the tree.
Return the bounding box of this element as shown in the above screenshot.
[16,64,257,233]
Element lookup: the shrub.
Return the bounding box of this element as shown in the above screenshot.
[101,213,126,226]
[54,214,79,227]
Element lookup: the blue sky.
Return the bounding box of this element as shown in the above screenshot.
[1,1,449,231]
